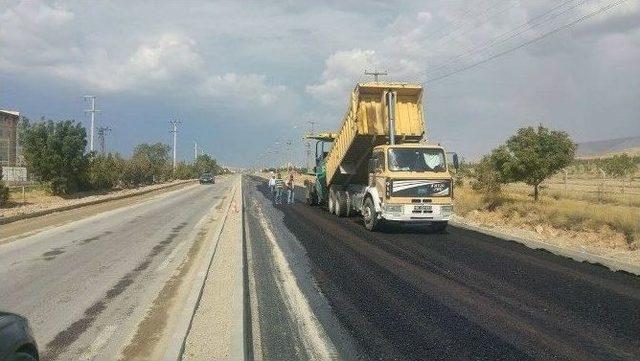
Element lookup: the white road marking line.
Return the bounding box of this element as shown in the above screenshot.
[252,198,337,360]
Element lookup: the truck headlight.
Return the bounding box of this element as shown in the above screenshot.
[384,204,403,213]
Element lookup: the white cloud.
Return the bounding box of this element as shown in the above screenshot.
[200,73,286,106]
[0,1,77,67]
[306,49,380,105]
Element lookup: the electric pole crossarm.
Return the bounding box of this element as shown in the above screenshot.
[364,69,388,82]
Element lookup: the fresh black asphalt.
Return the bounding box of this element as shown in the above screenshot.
[243,176,640,360]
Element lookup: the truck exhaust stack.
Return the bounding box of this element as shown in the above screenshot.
[385,91,397,145]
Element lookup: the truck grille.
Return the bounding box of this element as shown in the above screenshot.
[391,180,451,197]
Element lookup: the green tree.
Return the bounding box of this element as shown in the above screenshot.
[131,143,171,184]
[471,148,513,210]
[500,125,576,201]
[601,154,637,178]
[194,154,221,175]
[88,153,126,190]
[0,167,8,206]
[174,161,197,179]
[19,118,90,194]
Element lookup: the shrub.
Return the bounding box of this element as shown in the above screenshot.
[0,168,8,206]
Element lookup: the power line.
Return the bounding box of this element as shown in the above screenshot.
[425,0,590,78]
[425,0,629,84]
[424,0,519,58]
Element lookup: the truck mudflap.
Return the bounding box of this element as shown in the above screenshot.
[380,203,453,222]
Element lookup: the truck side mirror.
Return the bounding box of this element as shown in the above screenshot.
[452,153,459,170]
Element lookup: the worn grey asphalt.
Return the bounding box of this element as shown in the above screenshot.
[0,176,235,361]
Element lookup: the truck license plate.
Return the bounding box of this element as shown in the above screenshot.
[413,205,432,212]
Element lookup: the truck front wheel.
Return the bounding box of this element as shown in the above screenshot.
[363,197,380,231]
[335,191,348,217]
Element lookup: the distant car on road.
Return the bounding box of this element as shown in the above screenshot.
[199,173,215,184]
[0,312,39,361]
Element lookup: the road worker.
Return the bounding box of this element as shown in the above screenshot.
[268,173,276,195]
[286,173,295,204]
[274,172,285,205]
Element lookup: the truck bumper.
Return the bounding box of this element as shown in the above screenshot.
[380,204,452,223]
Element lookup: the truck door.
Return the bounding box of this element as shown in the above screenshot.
[371,150,386,201]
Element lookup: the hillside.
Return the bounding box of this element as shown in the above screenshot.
[576,136,640,158]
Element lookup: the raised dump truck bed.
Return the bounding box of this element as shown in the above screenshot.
[325,82,424,187]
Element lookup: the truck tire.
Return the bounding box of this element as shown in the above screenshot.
[306,186,317,205]
[328,188,336,214]
[335,190,348,217]
[363,197,380,231]
[431,221,448,233]
[344,191,352,217]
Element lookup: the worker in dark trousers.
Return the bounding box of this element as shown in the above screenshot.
[286,173,295,204]
[274,173,285,205]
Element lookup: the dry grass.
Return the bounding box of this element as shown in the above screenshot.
[505,180,640,207]
[454,184,640,250]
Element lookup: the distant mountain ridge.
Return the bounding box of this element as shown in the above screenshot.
[576,136,640,158]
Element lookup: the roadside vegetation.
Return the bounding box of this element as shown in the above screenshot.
[0,167,9,207]
[4,117,227,206]
[455,125,640,250]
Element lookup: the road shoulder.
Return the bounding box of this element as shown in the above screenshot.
[450,215,640,275]
[181,178,244,360]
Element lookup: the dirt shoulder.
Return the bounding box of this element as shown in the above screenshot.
[453,186,640,274]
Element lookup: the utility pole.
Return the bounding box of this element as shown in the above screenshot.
[169,119,181,170]
[84,95,101,152]
[306,120,316,172]
[286,139,292,171]
[97,126,111,155]
[364,69,388,82]
[194,141,198,160]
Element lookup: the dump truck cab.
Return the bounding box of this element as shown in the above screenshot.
[361,142,457,231]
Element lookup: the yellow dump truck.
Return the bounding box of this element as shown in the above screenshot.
[305,82,458,231]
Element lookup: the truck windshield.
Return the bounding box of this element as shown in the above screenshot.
[388,148,446,172]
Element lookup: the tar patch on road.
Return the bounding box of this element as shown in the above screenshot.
[41,247,65,261]
[42,222,189,360]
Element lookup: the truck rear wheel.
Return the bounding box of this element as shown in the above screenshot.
[363,197,380,231]
[328,188,336,214]
[306,185,317,205]
[335,190,348,217]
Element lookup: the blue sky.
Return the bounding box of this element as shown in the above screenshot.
[1,0,639,167]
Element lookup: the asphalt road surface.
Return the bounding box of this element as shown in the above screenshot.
[0,176,235,361]
[244,176,640,361]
